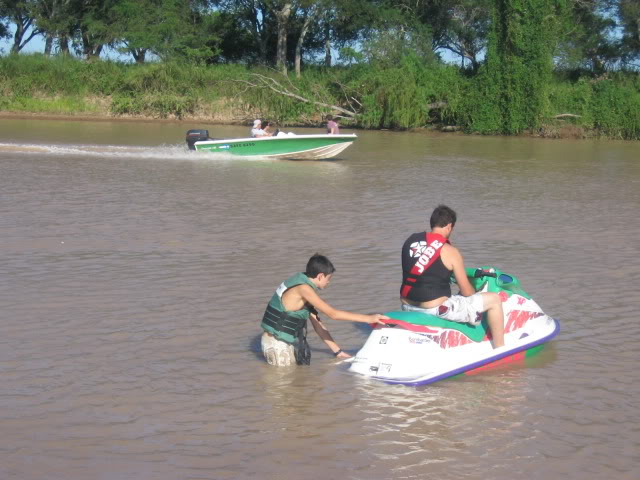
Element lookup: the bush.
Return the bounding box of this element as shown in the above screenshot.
[1,54,638,139]
[547,73,640,139]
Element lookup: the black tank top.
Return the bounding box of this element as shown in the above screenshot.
[400,232,452,302]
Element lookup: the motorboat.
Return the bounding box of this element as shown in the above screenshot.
[185,129,356,160]
[348,267,560,386]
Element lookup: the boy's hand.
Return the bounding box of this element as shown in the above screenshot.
[370,314,389,325]
[336,350,351,359]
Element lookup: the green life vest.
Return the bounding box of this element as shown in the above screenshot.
[260,272,318,345]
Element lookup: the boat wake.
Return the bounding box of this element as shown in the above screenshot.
[0,142,265,162]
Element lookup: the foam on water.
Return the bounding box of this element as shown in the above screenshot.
[0,141,274,162]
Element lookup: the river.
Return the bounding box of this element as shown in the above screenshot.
[1,118,638,479]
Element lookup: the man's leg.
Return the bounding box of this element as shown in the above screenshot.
[481,292,505,348]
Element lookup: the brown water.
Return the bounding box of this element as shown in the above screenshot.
[1,118,638,480]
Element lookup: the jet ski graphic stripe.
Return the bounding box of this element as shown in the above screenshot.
[373,318,440,334]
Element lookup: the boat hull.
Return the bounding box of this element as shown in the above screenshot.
[194,134,356,160]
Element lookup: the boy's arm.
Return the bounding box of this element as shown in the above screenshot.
[309,314,351,359]
[298,284,388,324]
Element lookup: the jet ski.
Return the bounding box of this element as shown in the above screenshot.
[348,267,560,385]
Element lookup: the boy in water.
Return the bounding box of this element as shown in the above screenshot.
[260,254,388,366]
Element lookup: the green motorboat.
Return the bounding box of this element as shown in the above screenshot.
[186,129,356,160]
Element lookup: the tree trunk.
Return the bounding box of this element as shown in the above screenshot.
[59,35,70,55]
[44,35,54,55]
[82,29,103,60]
[10,15,38,53]
[249,7,267,63]
[295,9,316,78]
[11,19,26,53]
[324,24,331,67]
[130,48,147,64]
[276,3,292,75]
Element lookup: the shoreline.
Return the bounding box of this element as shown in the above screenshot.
[0,110,452,131]
[0,110,617,141]
[0,111,227,125]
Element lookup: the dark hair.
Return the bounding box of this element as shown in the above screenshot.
[430,204,457,228]
[326,115,333,121]
[305,253,335,278]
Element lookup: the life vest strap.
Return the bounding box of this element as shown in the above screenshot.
[262,304,307,341]
[401,233,447,299]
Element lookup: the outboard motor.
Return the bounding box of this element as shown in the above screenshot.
[186,129,210,150]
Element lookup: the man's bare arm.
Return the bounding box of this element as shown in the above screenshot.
[447,245,476,296]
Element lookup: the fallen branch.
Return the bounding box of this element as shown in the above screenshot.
[554,113,582,119]
[427,101,448,110]
[237,73,358,118]
[330,77,361,114]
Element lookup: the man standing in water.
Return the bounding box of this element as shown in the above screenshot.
[400,205,505,348]
[260,254,388,366]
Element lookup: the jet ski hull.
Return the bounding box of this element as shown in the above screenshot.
[348,268,560,385]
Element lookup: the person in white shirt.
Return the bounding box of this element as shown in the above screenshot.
[251,119,272,138]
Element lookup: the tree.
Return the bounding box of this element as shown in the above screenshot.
[475,0,566,134]
[31,0,76,55]
[212,0,273,63]
[0,3,12,46]
[111,0,218,63]
[54,0,120,60]
[554,0,624,73]
[294,1,316,76]
[618,0,640,66]
[111,0,160,63]
[439,0,491,70]
[1,0,41,53]
[0,21,8,46]
[201,9,254,63]
[273,1,291,73]
[322,0,381,66]
[357,1,438,67]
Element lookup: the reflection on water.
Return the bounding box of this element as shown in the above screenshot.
[1,118,639,479]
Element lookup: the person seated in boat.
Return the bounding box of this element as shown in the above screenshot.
[264,121,281,137]
[260,253,389,367]
[400,205,505,348]
[326,115,340,134]
[251,119,273,138]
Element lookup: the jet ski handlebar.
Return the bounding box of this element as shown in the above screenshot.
[452,267,530,298]
[471,268,497,278]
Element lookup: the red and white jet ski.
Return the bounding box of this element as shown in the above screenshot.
[348,268,560,386]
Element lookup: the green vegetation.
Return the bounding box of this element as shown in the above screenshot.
[1,54,639,139]
[1,1,639,139]
[470,0,565,135]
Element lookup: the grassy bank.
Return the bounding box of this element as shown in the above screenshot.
[1,54,639,139]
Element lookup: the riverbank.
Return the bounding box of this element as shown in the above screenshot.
[1,54,638,140]
[0,110,610,141]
